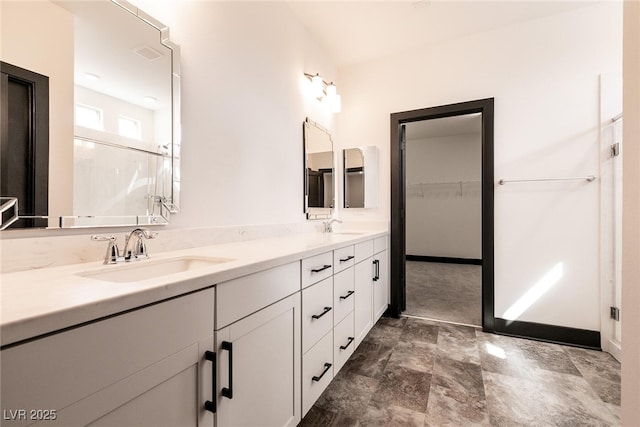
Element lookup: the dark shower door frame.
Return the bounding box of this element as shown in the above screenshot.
[389,98,495,332]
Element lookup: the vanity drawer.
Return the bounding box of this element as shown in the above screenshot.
[334,312,355,373]
[216,261,300,329]
[354,239,374,263]
[333,245,355,273]
[374,235,388,254]
[301,251,334,289]
[333,267,354,326]
[302,277,334,353]
[302,330,334,416]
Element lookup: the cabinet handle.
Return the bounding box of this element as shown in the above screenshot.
[339,255,354,263]
[312,363,332,382]
[221,341,233,399]
[339,290,355,300]
[340,337,355,350]
[204,351,217,413]
[312,306,332,320]
[311,264,332,273]
[372,259,379,281]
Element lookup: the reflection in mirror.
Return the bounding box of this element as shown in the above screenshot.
[303,118,334,219]
[0,0,180,230]
[60,0,179,227]
[343,146,378,209]
[344,148,364,208]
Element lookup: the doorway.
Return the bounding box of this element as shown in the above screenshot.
[404,114,482,325]
[389,98,495,332]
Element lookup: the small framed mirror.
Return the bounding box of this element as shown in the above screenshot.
[303,118,334,219]
[343,146,378,209]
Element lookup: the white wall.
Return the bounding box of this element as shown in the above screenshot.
[405,132,482,259]
[338,3,622,331]
[622,1,640,424]
[1,1,74,218]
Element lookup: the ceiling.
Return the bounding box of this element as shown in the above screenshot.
[287,1,598,69]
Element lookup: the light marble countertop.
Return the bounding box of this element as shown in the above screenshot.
[1,230,387,347]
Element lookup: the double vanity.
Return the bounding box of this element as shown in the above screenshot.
[1,229,389,426]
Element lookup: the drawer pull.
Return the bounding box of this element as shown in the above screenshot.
[340,336,355,350]
[312,363,332,382]
[221,341,233,399]
[339,255,354,263]
[312,306,332,320]
[311,264,332,273]
[204,351,217,413]
[339,290,355,300]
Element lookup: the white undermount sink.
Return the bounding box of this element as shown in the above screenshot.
[78,256,232,283]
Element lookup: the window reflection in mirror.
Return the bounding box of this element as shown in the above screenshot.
[303,118,334,219]
[0,0,180,230]
[67,0,173,219]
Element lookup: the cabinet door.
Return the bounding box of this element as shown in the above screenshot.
[1,289,214,427]
[215,294,301,427]
[354,257,374,346]
[373,249,389,322]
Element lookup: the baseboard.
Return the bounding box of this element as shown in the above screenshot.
[607,339,622,362]
[405,255,482,265]
[494,318,601,350]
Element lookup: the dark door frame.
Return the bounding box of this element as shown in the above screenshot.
[1,61,49,229]
[389,98,495,332]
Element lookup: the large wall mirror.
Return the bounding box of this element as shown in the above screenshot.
[303,118,334,219]
[0,0,180,230]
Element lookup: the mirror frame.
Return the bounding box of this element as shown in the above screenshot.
[303,117,334,220]
[58,0,181,229]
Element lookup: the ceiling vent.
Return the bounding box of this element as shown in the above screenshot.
[132,45,164,61]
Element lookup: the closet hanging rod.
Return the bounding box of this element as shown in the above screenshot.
[611,113,623,123]
[410,180,480,186]
[498,175,596,185]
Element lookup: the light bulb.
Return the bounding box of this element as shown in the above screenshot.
[331,94,341,113]
[311,74,324,99]
[326,82,337,98]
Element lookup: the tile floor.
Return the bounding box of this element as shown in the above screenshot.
[405,262,482,326]
[301,316,621,426]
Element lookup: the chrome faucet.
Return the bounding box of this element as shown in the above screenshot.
[322,219,342,233]
[123,228,157,261]
[91,228,157,264]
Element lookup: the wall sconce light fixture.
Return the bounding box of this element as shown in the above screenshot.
[305,72,341,113]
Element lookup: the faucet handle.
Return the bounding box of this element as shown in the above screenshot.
[91,235,120,264]
[137,228,158,239]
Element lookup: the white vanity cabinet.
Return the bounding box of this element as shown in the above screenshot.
[372,236,389,322]
[354,239,375,345]
[0,288,215,427]
[213,262,301,427]
[354,235,390,346]
[300,251,335,416]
